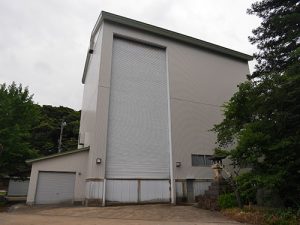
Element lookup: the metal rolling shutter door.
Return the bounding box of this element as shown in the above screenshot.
[7,179,29,196]
[35,172,75,204]
[106,38,170,179]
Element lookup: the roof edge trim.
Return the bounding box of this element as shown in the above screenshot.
[82,11,253,83]
[26,147,90,164]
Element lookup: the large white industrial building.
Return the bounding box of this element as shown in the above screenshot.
[26,11,252,205]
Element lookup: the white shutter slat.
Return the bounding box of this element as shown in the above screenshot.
[106,38,170,179]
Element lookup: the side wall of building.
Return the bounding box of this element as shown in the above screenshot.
[26,151,88,204]
[168,42,249,179]
[79,25,102,149]
[79,24,108,181]
[81,21,249,203]
[93,22,249,180]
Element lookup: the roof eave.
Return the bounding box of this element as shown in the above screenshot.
[101,11,253,61]
[26,147,90,164]
[82,11,253,84]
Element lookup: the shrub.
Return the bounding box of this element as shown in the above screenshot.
[218,193,238,209]
[236,172,259,204]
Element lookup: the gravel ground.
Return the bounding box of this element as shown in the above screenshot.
[0,204,245,225]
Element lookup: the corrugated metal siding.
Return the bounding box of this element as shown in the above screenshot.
[85,181,103,199]
[140,180,170,202]
[175,180,211,202]
[35,172,75,204]
[175,181,184,198]
[106,180,138,202]
[7,179,29,196]
[106,38,170,179]
[193,180,211,197]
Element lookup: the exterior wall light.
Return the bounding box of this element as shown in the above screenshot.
[96,158,102,164]
[176,162,181,167]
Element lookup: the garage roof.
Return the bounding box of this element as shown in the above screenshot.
[26,147,90,164]
[82,11,253,83]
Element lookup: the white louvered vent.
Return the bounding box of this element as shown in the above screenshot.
[106,37,170,179]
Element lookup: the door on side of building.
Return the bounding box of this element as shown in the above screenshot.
[187,179,195,202]
[35,171,76,204]
[105,37,170,203]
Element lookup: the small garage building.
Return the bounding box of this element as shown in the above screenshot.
[27,148,89,204]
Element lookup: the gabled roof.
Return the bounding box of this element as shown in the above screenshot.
[26,147,89,164]
[82,11,253,83]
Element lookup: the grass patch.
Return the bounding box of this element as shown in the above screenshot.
[222,207,299,225]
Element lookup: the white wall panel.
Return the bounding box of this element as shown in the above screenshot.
[175,181,184,198]
[193,181,211,197]
[79,25,103,148]
[85,181,103,199]
[106,38,170,179]
[140,180,170,202]
[106,180,138,202]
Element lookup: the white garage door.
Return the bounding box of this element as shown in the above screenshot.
[35,172,75,204]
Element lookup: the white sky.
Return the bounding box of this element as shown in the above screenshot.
[0,0,260,110]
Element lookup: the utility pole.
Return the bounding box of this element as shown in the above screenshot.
[58,120,67,153]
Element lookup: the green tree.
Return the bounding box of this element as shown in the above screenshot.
[0,82,81,177]
[212,0,300,207]
[0,82,40,178]
[31,105,80,155]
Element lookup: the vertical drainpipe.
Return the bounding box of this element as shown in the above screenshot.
[166,49,175,204]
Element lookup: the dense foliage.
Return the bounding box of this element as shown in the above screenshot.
[0,82,80,178]
[218,193,238,209]
[212,0,300,207]
[0,82,40,177]
[31,105,80,156]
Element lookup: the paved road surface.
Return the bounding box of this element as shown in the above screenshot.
[0,204,244,225]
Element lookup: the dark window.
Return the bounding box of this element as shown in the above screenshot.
[191,154,213,167]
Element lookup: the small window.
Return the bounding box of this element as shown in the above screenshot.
[191,154,213,167]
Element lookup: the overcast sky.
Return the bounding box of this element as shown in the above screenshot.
[0,0,261,110]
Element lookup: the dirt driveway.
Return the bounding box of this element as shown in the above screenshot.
[0,204,244,225]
